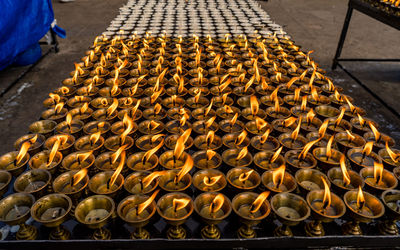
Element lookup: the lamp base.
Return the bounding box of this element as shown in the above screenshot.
[49,225,71,240]
[237,225,256,239]
[201,224,221,239]
[379,220,399,235]
[16,223,38,240]
[131,227,151,239]
[92,227,111,240]
[167,225,186,239]
[342,221,362,235]
[305,220,325,237]
[274,225,293,237]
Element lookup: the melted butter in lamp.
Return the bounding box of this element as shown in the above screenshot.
[300,180,320,191]
[164,206,187,219]
[276,206,301,220]
[125,207,150,220]
[96,183,119,193]
[84,209,109,223]
[349,201,373,217]
[310,199,337,216]
[40,207,66,221]
[238,204,262,218]
[199,204,225,219]
[24,181,46,192]
[5,206,30,220]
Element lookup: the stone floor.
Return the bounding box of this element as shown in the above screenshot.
[0,0,399,154]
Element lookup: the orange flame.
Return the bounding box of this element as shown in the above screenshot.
[110,144,128,164]
[106,98,118,117]
[298,139,320,160]
[89,131,101,145]
[245,76,255,93]
[15,141,30,165]
[357,114,366,127]
[49,93,61,103]
[284,117,297,128]
[142,171,163,189]
[120,116,133,144]
[369,122,381,142]
[306,109,315,124]
[345,130,355,141]
[236,146,248,161]
[340,154,351,186]
[294,88,301,102]
[229,113,238,127]
[373,161,384,185]
[250,191,270,213]
[80,103,89,114]
[326,136,334,159]
[54,102,64,114]
[72,168,88,186]
[194,90,201,103]
[205,130,215,147]
[206,149,216,161]
[321,177,331,210]
[142,139,163,163]
[290,117,302,141]
[239,169,254,182]
[260,129,271,144]
[272,165,285,188]
[150,87,163,104]
[137,189,159,214]
[356,186,365,210]
[271,146,283,163]
[250,95,259,117]
[210,193,225,214]
[300,96,308,111]
[362,141,374,156]
[205,116,216,129]
[205,99,213,116]
[109,151,125,188]
[386,141,399,163]
[173,197,191,212]
[335,108,346,127]
[174,135,186,160]
[47,137,61,166]
[204,175,222,186]
[319,120,329,138]
[175,155,193,183]
[76,151,93,165]
[235,130,247,146]
[311,87,319,102]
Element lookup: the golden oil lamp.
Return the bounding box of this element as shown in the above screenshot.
[117,191,159,239]
[253,147,285,171]
[165,118,192,135]
[245,117,272,136]
[359,162,398,193]
[315,105,339,120]
[194,192,232,239]
[124,171,161,195]
[226,167,261,193]
[159,156,193,193]
[266,100,291,120]
[137,120,164,135]
[104,131,134,152]
[29,143,62,175]
[262,164,297,193]
[350,114,378,135]
[313,136,343,171]
[299,110,322,133]
[165,133,194,150]
[0,146,30,176]
[161,95,185,109]
[250,129,280,151]
[53,86,76,98]
[271,117,297,137]
[219,116,245,134]
[278,119,308,151]
[135,134,164,151]
[43,93,67,109]
[62,150,95,172]
[75,195,115,240]
[222,130,250,149]
[167,107,193,121]
[157,192,194,239]
[90,97,113,109]
[91,99,119,122]
[215,105,239,120]
[44,134,75,156]
[186,90,210,109]
[241,95,266,120]
[232,191,271,238]
[69,103,94,123]
[327,155,365,194]
[270,192,310,236]
[29,120,57,138]
[52,169,89,214]
[76,84,99,97]
[193,169,227,193]
[379,143,400,168]
[14,134,45,156]
[212,93,234,108]
[295,168,330,193]
[41,102,68,123]
[88,153,125,198]
[31,193,72,240]
[14,169,51,198]
[342,187,385,235]
[305,119,331,147]
[347,142,382,171]
[55,114,84,137]
[0,193,37,240]
[0,170,11,197]
[335,130,366,153]
[66,95,92,109]
[142,103,167,121]
[194,131,222,150]
[325,111,352,134]
[364,121,395,152]
[192,116,219,134]
[75,132,104,155]
[305,178,346,236]
[340,100,367,121]
[192,149,223,170]
[379,190,400,235]
[285,139,319,172]
[127,139,162,171]
[222,147,253,168]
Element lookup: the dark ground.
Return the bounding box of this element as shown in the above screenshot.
[0,0,399,154]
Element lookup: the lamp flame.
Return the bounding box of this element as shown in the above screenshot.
[206,130,215,147]
[356,186,365,210]
[175,155,193,183]
[137,189,159,215]
[203,175,222,186]
[72,168,88,186]
[271,146,283,163]
[109,151,125,188]
[340,155,351,186]
[369,121,381,142]
[290,117,302,141]
[319,120,329,138]
[236,146,248,161]
[15,141,30,165]
[235,130,247,146]
[173,198,190,212]
[89,131,101,145]
[106,98,118,117]
[250,95,259,117]
[250,191,270,214]
[298,138,320,160]
[110,144,128,164]
[239,169,254,182]
[321,177,331,210]
[142,139,164,164]
[362,141,374,156]
[142,172,163,189]
[272,164,285,188]
[206,149,216,161]
[326,136,334,159]
[210,194,225,214]
[386,141,399,163]
[373,161,384,185]
[260,129,271,144]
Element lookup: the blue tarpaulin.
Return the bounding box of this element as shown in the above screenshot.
[0,0,54,70]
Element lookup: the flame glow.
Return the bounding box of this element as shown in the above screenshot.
[272,165,285,188]
[356,186,365,210]
[172,198,190,212]
[250,191,270,213]
[137,189,159,214]
[321,177,331,210]
[210,193,225,214]
[203,175,222,186]
[72,168,88,186]
[142,139,164,163]
[175,155,193,183]
[109,151,125,188]
[373,162,384,185]
[236,146,248,161]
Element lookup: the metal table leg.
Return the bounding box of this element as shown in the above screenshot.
[332,4,353,70]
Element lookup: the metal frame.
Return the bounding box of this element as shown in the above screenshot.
[332,0,400,119]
